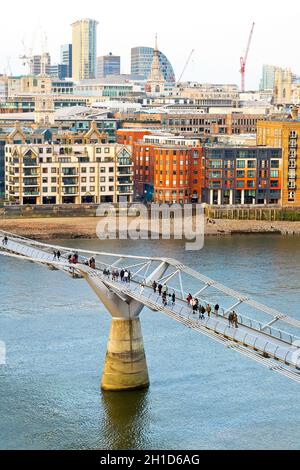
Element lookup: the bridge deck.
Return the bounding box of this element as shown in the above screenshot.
[1,232,300,384]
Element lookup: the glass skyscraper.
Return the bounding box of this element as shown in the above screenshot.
[97,53,121,79]
[60,44,73,78]
[71,19,98,81]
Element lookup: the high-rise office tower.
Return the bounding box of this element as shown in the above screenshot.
[96,53,121,79]
[60,44,73,78]
[31,53,51,76]
[259,65,281,91]
[71,18,98,81]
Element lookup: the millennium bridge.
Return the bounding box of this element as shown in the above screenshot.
[1,230,300,390]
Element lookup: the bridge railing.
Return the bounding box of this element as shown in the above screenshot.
[134,277,300,347]
[2,234,300,348]
[217,308,299,346]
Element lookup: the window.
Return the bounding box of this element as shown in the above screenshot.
[237,160,245,169]
[236,170,245,178]
[247,160,256,168]
[270,170,279,178]
[271,160,279,169]
[247,180,255,188]
[247,171,255,178]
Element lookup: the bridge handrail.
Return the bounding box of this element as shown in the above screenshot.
[1,231,300,342]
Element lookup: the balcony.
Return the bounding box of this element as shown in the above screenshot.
[23,179,39,187]
[117,170,134,176]
[23,191,39,196]
[62,188,79,195]
[23,159,38,168]
[289,142,297,149]
[62,178,78,186]
[62,170,78,176]
[117,186,134,195]
[23,170,39,177]
[117,179,133,185]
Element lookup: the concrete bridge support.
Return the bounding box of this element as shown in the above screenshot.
[101,318,149,391]
[83,261,169,392]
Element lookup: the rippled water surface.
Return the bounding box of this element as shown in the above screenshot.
[0,235,300,450]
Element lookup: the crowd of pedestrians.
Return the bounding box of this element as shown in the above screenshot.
[103,268,132,284]
[4,232,240,331]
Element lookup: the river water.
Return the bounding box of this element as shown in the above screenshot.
[0,235,300,450]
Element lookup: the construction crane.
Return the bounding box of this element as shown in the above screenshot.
[19,39,33,74]
[240,22,255,92]
[177,49,195,84]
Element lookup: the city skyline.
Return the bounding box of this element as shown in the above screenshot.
[1,0,300,88]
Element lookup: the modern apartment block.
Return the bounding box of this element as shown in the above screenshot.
[131,132,203,203]
[97,54,120,79]
[117,129,283,205]
[257,119,300,206]
[72,19,98,81]
[5,125,134,205]
[202,147,282,205]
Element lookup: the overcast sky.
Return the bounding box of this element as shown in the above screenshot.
[1,0,299,89]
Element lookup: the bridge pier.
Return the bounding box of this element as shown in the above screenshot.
[82,261,169,392]
[101,318,149,392]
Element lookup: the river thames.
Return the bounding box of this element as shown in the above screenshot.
[0,235,300,450]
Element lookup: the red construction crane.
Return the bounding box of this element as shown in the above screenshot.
[240,22,255,92]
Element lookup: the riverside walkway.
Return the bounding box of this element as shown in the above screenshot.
[1,230,300,387]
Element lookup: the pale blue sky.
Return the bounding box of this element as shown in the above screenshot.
[0,0,299,89]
